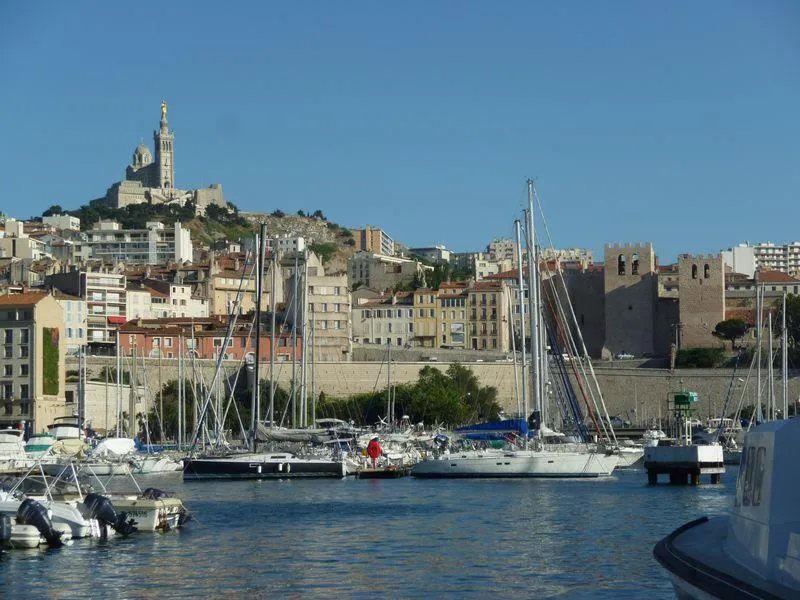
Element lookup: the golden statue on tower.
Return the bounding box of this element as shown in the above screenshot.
[161,100,167,120]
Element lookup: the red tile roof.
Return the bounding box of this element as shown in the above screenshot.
[0,292,49,306]
[756,270,799,283]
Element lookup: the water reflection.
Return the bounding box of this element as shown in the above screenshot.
[1,469,735,598]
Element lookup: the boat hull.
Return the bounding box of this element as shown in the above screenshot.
[654,516,797,600]
[183,453,347,480]
[412,449,617,478]
[108,496,188,531]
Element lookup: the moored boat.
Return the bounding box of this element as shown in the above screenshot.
[183,452,347,480]
[654,417,800,599]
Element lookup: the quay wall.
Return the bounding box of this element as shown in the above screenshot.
[73,357,800,422]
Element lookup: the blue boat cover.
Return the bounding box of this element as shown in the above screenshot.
[455,418,529,441]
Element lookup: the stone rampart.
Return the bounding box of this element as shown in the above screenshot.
[73,357,800,422]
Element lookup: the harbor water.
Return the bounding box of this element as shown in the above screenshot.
[0,468,735,599]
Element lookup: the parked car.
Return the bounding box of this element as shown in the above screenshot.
[615,352,635,360]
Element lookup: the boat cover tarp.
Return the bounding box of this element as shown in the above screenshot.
[455,418,530,441]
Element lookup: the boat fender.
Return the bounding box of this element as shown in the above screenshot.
[0,514,11,546]
[82,493,138,539]
[16,498,63,548]
[286,463,291,473]
[277,463,282,472]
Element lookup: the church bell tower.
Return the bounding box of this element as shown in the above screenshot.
[154,101,175,189]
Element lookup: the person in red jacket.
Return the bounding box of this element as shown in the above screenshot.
[366,437,382,469]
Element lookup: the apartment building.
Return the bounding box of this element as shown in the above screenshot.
[408,245,451,263]
[53,291,87,355]
[210,253,272,316]
[352,292,414,347]
[438,282,469,349]
[352,226,394,256]
[285,253,352,362]
[47,269,127,351]
[468,280,510,352]
[42,214,81,231]
[412,289,439,348]
[118,316,301,362]
[348,251,431,292]
[84,220,193,265]
[0,219,48,260]
[0,292,67,433]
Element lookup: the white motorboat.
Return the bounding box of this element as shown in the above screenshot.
[103,488,190,531]
[129,454,183,474]
[412,445,618,478]
[0,428,34,473]
[654,417,800,599]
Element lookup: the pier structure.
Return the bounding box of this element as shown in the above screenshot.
[644,391,725,485]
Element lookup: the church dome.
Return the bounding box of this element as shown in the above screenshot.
[132,144,153,168]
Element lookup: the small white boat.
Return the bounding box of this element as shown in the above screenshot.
[105,489,190,531]
[654,417,800,599]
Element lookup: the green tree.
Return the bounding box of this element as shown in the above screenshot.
[712,318,750,351]
[42,204,63,217]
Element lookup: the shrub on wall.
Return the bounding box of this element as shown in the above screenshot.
[43,327,59,395]
[675,347,726,368]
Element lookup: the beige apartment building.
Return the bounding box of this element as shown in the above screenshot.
[468,280,510,352]
[0,292,68,433]
[352,292,414,347]
[438,282,469,349]
[413,289,439,348]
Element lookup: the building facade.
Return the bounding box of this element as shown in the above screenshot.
[412,289,439,348]
[351,226,394,256]
[348,251,430,292]
[678,254,726,349]
[84,220,192,265]
[0,292,67,433]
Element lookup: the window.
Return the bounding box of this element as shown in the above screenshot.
[4,347,11,359]
[752,447,767,506]
[19,346,28,358]
[692,264,698,279]
[213,338,223,348]
[20,401,29,415]
[152,338,161,347]
[3,404,10,416]
[617,254,626,275]
[1,384,11,400]
[631,253,639,275]
[19,365,28,376]
[67,328,74,338]
[3,329,11,344]
[418,309,424,317]
[164,338,173,348]
[3,365,11,377]
[20,384,29,399]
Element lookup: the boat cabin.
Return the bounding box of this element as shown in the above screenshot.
[725,418,800,589]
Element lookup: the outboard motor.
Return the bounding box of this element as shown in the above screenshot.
[82,493,137,540]
[16,498,63,548]
[0,514,12,548]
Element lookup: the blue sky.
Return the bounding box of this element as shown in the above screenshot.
[1,1,798,264]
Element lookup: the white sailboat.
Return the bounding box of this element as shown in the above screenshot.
[413,180,618,478]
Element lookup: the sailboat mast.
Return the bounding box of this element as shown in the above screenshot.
[291,253,299,427]
[756,284,762,422]
[782,291,788,419]
[768,313,774,421]
[507,291,521,417]
[252,225,267,450]
[386,340,392,426]
[116,330,122,436]
[311,305,316,426]
[514,219,529,419]
[269,250,277,426]
[178,335,183,448]
[300,248,309,427]
[525,179,542,427]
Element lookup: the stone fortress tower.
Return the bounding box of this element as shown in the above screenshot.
[677,253,725,348]
[603,242,657,357]
[103,102,225,215]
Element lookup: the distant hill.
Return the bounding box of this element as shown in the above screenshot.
[41,200,356,271]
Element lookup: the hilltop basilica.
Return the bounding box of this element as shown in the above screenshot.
[103,102,226,214]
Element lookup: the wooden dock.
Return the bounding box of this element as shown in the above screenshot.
[356,466,412,479]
